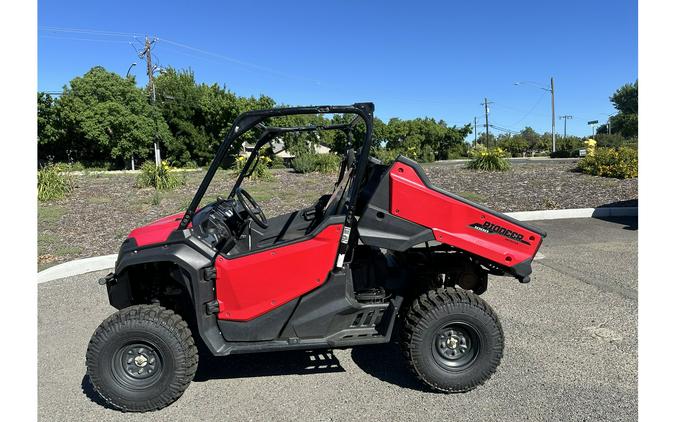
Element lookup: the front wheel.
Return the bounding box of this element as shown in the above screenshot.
[86,304,198,412]
[402,287,504,392]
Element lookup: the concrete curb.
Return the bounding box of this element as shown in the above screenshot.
[37,207,637,284]
[506,206,638,221]
[38,254,117,284]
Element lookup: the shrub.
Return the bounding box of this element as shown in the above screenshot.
[372,148,400,164]
[577,146,637,179]
[233,155,247,172]
[136,161,184,190]
[467,146,510,171]
[269,156,287,169]
[420,145,436,163]
[38,164,74,201]
[291,153,341,174]
[594,133,631,148]
[234,155,275,180]
[446,144,468,159]
[250,156,274,181]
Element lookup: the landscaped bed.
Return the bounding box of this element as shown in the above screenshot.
[38,160,637,269]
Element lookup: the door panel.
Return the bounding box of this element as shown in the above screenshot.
[215,224,343,321]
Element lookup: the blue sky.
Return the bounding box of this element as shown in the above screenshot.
[38,0,637,137]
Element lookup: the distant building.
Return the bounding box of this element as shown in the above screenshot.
[240,138,331,159]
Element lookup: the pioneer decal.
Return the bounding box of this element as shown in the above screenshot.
[469,221,531,245]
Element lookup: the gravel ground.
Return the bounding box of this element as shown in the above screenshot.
[37,218,638,421]
[38,160,637,268]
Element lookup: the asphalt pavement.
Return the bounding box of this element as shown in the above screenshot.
[38,217,638,421]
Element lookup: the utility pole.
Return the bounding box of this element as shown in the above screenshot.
[473,117,477,147]
[550,77,556,153]
[608,116,612,135]
[139,36,160,167]
[481,98,493,148]
[559,115,573,139]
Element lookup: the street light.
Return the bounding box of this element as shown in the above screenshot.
[514,77,556,152]
[601,113,614,135]
[126,62,137,78]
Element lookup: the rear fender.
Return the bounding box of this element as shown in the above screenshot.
[357,156,545,281]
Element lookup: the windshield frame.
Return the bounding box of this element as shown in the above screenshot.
[177,103,375,231]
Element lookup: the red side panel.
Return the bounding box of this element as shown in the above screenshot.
[128,212,187,247]
[215,224,343,321]
[389,162,543,267]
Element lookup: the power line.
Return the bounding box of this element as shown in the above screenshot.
[505,91,547,126]
[41,25,315,83]
[489,123,519,134]
[39,35,131,44]
[39,26,140,38]
[157,37,320,84]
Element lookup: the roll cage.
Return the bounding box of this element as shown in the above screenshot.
[178,103,375,242]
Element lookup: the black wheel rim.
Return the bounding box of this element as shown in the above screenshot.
[431,322,481,370]
[112,342,163,389]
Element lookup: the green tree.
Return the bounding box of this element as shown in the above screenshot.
[597,81,638,138]
[154,67,277,166]
[498,135,528,156]
[476,132,496,148]
[154,68,214,165]
[37,92,64,161]
[57,66,169,165]
[519,127,540,151]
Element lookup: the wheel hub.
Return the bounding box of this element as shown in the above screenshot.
[119,344,160,380]
[133,355,148,367]
[432,323,480,370]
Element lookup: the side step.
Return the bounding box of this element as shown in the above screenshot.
[326,296,402,347]
[215,297,403,355]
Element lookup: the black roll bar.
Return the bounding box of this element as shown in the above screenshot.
[178,103,374,230]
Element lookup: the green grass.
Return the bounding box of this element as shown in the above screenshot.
[38,231,83,258]
[151,191,162,206]
[38,205,66,225]
[38,233,57,255]
[89,196,112,204]
[54,245,83,256]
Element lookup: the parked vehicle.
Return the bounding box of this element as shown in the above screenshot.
[87,103,546,412]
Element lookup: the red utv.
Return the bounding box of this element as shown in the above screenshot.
[87,103,545,411]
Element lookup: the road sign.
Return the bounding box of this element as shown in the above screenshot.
[587,120,598,125]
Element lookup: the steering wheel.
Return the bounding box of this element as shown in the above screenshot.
[235,187,269,229]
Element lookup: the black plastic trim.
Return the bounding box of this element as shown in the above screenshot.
[217,298,299,342]
[358,205,435,251]
[111,241,227,355]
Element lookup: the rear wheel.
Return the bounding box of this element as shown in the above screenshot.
[402,287,503,392]
[86,304,198,412]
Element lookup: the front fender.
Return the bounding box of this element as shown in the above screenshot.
[106,236,227,355]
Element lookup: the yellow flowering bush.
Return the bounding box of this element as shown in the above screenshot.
[584,138,597,157]
[136,160,184,190]
[467,146,510,171]
[235,154,274,180]
[251,156,274,181]
[577,146,637,179]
